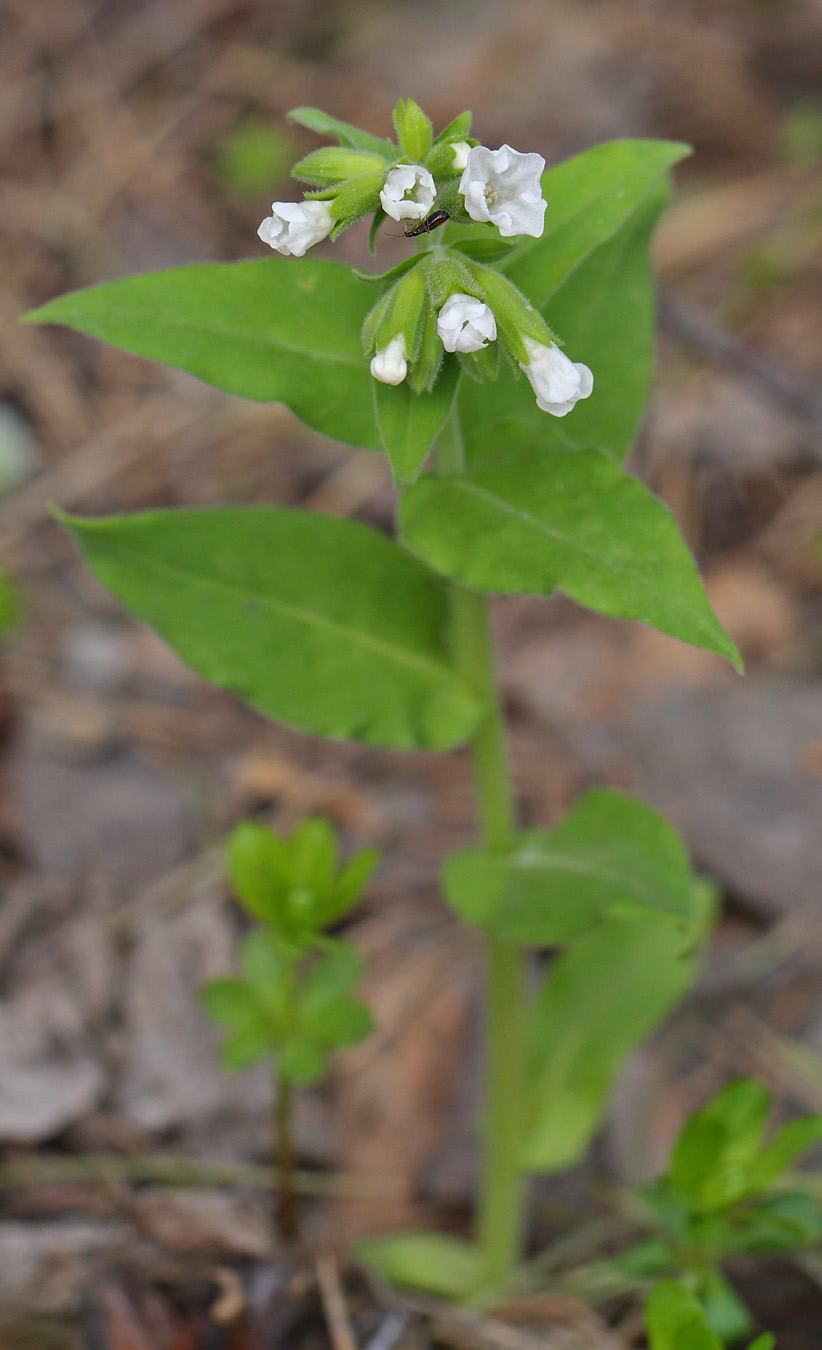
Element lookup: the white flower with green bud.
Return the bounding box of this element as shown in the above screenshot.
[257,200,334,257]
[519,338,594,417]
[459,145,547,238]
[437,293,497,353]
[380,165,437,222]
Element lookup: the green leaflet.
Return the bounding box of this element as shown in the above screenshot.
[443,789,695,944]
[24,259,382,452]
[521,906,710,1171]
[59,506,480,751]
[399,444,741,670]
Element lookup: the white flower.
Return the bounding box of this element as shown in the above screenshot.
[459,144,547,238]
[519,338,593,417]
[450,141,472,171]
[437,293,497,353]
[380,165,437,221]
[257,200,333,257]
[370,334,408,385]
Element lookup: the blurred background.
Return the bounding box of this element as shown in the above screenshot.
[1,0,822,1342]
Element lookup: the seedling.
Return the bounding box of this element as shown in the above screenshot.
[202,818,376,1238]
[645,1279,774,1350]
[621,1079,822,1341]
[26,98,741,1296]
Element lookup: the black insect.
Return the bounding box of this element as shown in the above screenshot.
[404,210,451,238]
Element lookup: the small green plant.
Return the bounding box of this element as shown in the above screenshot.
[26,98,742,1296]
[202,817,376,1237]
[622,1079,822,1342]
[645,1279,774,1350]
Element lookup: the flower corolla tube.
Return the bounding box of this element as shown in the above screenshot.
[380,165,437,221]
[257,200,334,257]
[519,338,594,417]
[370,334,409,385]
[459,145,547,238]
[437,293,497,353]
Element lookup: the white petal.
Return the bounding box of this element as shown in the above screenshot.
[459,144,546,238]
[380,165,437,221]
[519,339,594,417]
[370,334,408,385]
[257,200,333,257]
[437,293,497,353]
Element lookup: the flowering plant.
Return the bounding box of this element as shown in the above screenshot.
[25,99,741,1300]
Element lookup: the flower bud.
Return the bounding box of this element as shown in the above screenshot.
[519,338,594,417]
[380,165,437,221]
[257,200,333,257]
[459,144,547,238]
[450,141,472,171]
[437,293,497,353]
[370,334,408,385]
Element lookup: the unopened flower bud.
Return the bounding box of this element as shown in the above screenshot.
[258,200,333,257]
[450,141,472,171]
[437,293,497,353]
[380,165,437,221]
[459,145,546,238]
[370,334,408,385]
[519,337,593,417]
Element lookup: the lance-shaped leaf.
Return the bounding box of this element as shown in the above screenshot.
[501,138,690,307]
[59,507,480,751]
[521,903,711,1172]
[398,444,741,669]
[287,106,394,158]
[460,183,667,464]
[24,259,382,452]
[443,789,695,944]
[374,357,460,486]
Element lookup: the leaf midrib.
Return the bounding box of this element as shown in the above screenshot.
[84,537,462,688]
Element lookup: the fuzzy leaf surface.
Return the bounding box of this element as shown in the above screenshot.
[399,445,741,669]
[24,260,382,451]
[443,789,694,944]
[60,507,479,750]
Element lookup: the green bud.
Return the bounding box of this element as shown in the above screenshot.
[392,98,434,163]
[311,171,384,235]
[376,262,429,363]
[424,254,483,311]
[292,147,388,187]
[407,297,444,395]
[463,261,559,362]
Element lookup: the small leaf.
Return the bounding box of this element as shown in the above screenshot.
[697,1269,754,1345]
[747,1113,822,1192]
[227,821,292,926]
[374,358,460,487]
[219,1025,273,1071]
[59,507,480,751]
[279,1039,327,1085]
[392,98,433,162]
[645,1279,723,1350]
[357,1231,481,1299]
[287,106,393,158]
[669,1080,772,1211]
[432,111,472,145]
[522,914,708,1171]
[240,931,292,1018]
[442,789,695,943]
[332,847,379,920]
[399,446,741,670]
[451,236,519,264]
[24,260,382,453]
[201,978,260,1032]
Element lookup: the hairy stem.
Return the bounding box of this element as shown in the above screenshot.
[437,410,528,1290]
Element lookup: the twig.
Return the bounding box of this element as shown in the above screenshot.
[317,1253,359,1350]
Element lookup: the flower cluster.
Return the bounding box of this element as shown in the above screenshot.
[256,100,592,419]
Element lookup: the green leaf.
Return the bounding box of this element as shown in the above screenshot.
[502,139,691,308]
[240,931,292,1018]
[392,98,433,162]
[374,357,460,487]
[227,821,292,926]
[399,446,741,670]
[219,1024,274,1071]
[59,507,480,751]
[24,260,383,452]
[279,1039,327,1085]
[287,106,393,158]
[645,1279,723,1350]
[333,847,379,919]
[697,1269,754,1345]
[201,979,273,1070]
[747,1113,822,1192]
[522,915,707,1171]
[442,789,695,944]
[730,1193,822,1252]
[432,111,472,145]
[669,1080,772,1212]
[357,1231,481,1299]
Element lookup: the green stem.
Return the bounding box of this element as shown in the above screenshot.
[437,412,528,1291]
